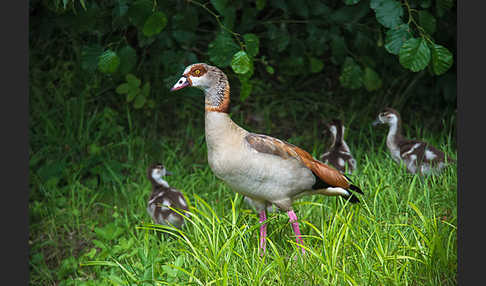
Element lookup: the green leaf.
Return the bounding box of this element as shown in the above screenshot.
[133,93,146,109]
[143,12,168,37]
[311,2,331,16]
[208,33,240,67]
[117,45,137,75]
[94,223,124,241]
[57,256,78,280]
[373,0,403,28]
[126,89,138,103]
[331,35,347,64]
[418,10,437,35]
[339,57,363,89]
[239,79,253,101]
[126,74,141,87]
[243,33,260,57]
[399,38,431,72]
[384,24,412,55]
[79,0,87,10]
[429,43,453,75]
[370,0,386,9]
[171,7,198,31]
[288,0,309,18]
[147,99,155,109]
[88,143,102,155]
[98,50,120,74]
[222,6,237,30]
[309,57,324,73]
[116,83,130,94]
[420,0,432,9]
[127,0,152,28]
[279,57,306,76]
[141,82,151,97]
[210,0,228,15]
[363,67,382,91]
[436,0,454,17]
[344,0,360,5]
[256,0,266,10]
[266,24,290,53]
[172,30,197,45]
[231,51,252,74]
[81,45,104,73]
[331,1,370,25]
[266,66,275,74]
[114,0,129,17]
[306,25,328,56]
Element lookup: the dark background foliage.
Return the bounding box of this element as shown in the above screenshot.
[29,0,456,119]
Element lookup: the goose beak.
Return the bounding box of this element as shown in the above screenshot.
[170,76,190,91]
[371,118,382,126]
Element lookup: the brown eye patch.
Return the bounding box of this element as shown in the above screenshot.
[189,65,207,77]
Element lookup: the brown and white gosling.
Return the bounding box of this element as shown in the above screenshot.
[147,163,189,229]
[372,107,453,175]
[320,119,357,174]
[170,63,364,255]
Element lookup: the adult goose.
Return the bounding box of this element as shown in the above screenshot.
[170,63,364,254]
[372,107,453,175]
[320,119,357,174]
[147,163,189,229]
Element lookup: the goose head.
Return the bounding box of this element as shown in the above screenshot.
[325,119,344,138]
[170,63,230,112]
[322,119,345,147]
[372,107,400,127]
[170,63,223,92]
[147,163,172,185]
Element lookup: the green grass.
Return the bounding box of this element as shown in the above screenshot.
[29,63,457,286]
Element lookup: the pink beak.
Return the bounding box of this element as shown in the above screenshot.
[170,76,190,91]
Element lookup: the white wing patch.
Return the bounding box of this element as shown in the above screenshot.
[178,195,187,208]
[425,149,437,160]
[402,143,422,157]
[162,199,171,207]
[320,187,350,197]
[147,192,165,205]
[406,154,418,173]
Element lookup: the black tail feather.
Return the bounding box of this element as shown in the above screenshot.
[344,194,360,203]
[349,184,364,195]
[342,184,363,204]
[344,174,354,183]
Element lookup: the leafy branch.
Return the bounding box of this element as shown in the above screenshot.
[187,0,244,49]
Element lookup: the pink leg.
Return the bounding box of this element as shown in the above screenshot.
[287,210,305,254]
[259,209,267,255]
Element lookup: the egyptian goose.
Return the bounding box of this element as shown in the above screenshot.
[170,63,364,255]
[320,119,357,174]
[146,163,189,229]
[372,107,452,175]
